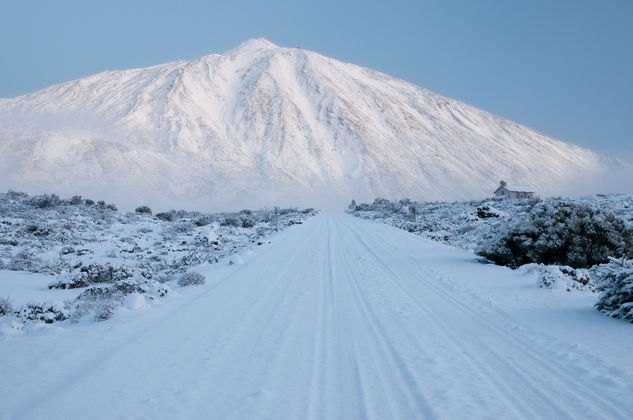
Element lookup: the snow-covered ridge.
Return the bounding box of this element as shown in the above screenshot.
[0,38,628,210]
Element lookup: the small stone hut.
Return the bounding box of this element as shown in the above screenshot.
[493,181,534,199]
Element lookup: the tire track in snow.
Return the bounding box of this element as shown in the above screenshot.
[354,217,633,419]
[343,215,630,419]
[333,216,438,419]
[9,226,314,420]
[412,263,633,419]
[180,218,328,419]
[338,220,537,417]
[340,217,570,419]
[305,215,372,420]
[305,216,330,420]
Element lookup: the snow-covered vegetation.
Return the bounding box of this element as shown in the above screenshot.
[594,258,633,322]
[0,190,316,328]
[476,200,632,269]
[351,194,633,322]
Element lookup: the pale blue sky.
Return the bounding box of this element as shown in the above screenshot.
[1,0,632,160]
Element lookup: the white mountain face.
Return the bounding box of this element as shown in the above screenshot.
[0,38,626,210]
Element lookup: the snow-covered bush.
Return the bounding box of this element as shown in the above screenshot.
[156,273,173,284]
[74,280,146,321]
[241,218,255,228]
[519,264,595,291]
[0,296,13,316]
[177,271,206,287]
[72,279,168,321]
[68,195,84,205]
[74,287,124,321]
[49,263,135,289]
[60,246,75,255]
[594,258,633,322]
[194,216,212,226]
[135,205,152,215]
[477,200,632,269]
[221,217,240,227]
[15,302,70,324]
[476,205,499,219]
[8,250,43,272]
[155,212,173,222]
[28,194,61,209]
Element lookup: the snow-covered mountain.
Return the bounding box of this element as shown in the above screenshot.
[0,38,626,210]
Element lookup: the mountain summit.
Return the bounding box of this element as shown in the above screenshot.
[226,38,279,54]
[0,39,624,209]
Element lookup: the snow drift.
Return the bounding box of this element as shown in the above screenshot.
[0,38,627,210]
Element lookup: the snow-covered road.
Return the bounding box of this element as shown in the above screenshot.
[2,213,632,419]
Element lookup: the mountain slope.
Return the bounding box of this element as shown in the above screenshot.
[0,38,625,209]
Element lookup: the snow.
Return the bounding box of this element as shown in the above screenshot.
[0,39,630,211]
[0,191,316,324]
[351,194,633,251]
[124,293,148,310]
[1,213,632,419]
[0,270,80,306]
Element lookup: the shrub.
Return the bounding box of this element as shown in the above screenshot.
[477,200,633,269]
[15,302,70,324]
[69,195,83,205]
[476,206,498,219]
[155,273,173,284]
[50,263,135,289]
[84,199,95,206]
[221,217,240,227]
[60,246,75,255]
[74,287,123,321]
[241,218,255,228]
[177,271,206,287]
[594,258,633,323]
[194,216,211,226]
[0,296,13,316]
[74,280,146,320]
[135,206,152,215]
[28,194,61,208]
[524,264,595,291]
[73,279,167,321]
[8,250,43,272]
[25,224,52,236]
[156,212,173,222]
[6,190,28,199]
